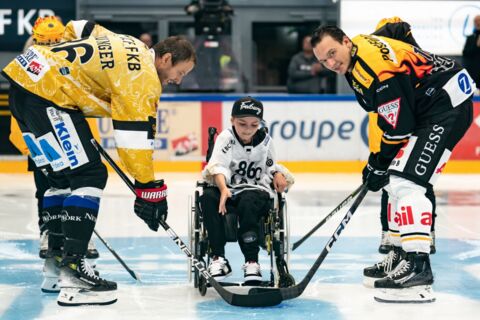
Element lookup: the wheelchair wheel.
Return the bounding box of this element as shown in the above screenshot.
[198,274,208,296]
[279,272,296,288]
[188,194,194,284]
[193,190,202,289]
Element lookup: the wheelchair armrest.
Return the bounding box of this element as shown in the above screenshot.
[196,180,210,188]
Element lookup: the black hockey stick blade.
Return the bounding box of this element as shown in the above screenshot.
[92,139,283,307]
[250,185,369,301]
[292,184,363,251]
[93,229,141,282]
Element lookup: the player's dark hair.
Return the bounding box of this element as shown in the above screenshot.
[153,36,197,66]
[310,25,347,47]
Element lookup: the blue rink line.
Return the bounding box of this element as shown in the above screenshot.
[0,236,479,320]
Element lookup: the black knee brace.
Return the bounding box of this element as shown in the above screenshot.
[241,231,258,244]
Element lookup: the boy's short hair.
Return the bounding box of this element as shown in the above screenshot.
[231,96,263,120]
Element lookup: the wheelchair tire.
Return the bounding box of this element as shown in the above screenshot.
[278,273,295,288]
[198,275,208,296]
[193,190,202,289]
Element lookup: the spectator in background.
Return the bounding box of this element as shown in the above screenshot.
[462,15,480,94]
[140,32,153,48]
[287,35,333,93]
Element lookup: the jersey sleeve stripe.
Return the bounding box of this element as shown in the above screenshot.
[114,130,154,149]
[112,119,151,131]
[383,133,412,140]
[381,137,409,145]
[71,20,89,39]
[81,21,96,38]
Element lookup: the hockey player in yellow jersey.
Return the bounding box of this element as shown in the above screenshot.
[310,20,474,303]
[3,16,196,306]
[11,16,102,261]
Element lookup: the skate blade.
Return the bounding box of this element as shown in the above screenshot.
[41,277,60,293]
[374,285,436,303]
[57,287,117,306]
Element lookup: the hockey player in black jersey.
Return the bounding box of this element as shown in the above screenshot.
[201,97,294,284]
[368,18,437,255]
[310,21,474,303]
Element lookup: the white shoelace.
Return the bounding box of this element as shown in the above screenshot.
[209,258,227,274]
[389,261,411,279]
[376,250,398,273]
[80,259,100,280]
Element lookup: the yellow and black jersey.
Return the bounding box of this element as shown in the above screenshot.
[346,33,475,162]
[367,17,418,153]
[63,20,115,41]
[2,25,161,183]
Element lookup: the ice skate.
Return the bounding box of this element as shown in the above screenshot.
[430,231,436,254]
[39,232,49,259]
[363,246,405,288]
[374,252,435,303]
[57,257,117,306]
[378,231,392,254]
[41,255,61,293]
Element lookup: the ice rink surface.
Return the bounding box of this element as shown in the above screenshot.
[1,173,479,320]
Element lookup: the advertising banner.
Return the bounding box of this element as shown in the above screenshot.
[451,101,480,160]
[0,1,75,52]
[340,0,480,56]
[222,100,371,161]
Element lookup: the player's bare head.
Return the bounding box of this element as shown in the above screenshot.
[139,33,153,48]
[474,15,480,30]
[310,25,353,75]
[153,36,196,85]
[32,16,65,45]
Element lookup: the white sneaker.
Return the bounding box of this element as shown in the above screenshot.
[207,256,232,280]
[242,261,262,282]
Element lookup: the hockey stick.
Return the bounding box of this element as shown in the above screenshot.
[91,139,283,307]
[93,229,141,282]
[292,184,363,251]
[250,184,369,301]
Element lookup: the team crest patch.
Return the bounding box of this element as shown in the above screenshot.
[377,98,400,128]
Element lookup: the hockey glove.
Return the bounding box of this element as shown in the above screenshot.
[362,153,389,192]
[134,180,168,231]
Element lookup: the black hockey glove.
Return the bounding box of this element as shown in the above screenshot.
[362,153,389,192]
[134,180,168,232]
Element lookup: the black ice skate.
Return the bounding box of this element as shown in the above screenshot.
[374,252,435,303]
[378,231,392,254]
[57,257,117,306]
[41,255,62,293]
[363,246,405,288]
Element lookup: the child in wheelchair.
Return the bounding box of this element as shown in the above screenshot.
[201,96,294,283]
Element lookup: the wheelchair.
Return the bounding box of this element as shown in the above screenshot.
[187,127,295,296]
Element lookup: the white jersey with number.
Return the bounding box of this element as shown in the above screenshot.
[202,128,279,196]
